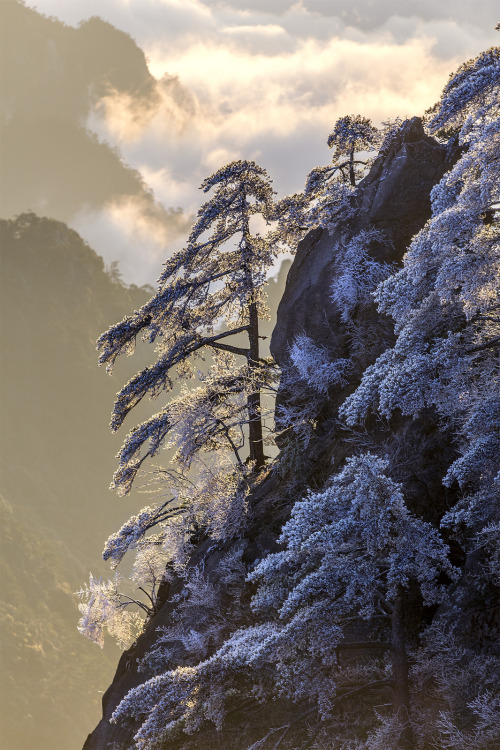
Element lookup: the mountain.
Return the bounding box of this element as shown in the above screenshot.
[83,116,488,750]
[0,211,291,750]
[0,213,153,750]
[0,0,191,236]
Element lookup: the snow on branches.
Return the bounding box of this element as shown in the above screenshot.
[288,335,350,395]
[98,160,280,491]
[110,454,457,748]
[330,228,395,323]
[340,49,500,505]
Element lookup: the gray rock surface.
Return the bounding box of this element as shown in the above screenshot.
[270,117,454,367]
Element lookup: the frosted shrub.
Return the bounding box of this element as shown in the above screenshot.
[331,228,394,323]
[75,574,143,649]
[289,334,350,394]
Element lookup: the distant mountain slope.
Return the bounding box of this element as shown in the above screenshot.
[0,213,152,750]
[0,493,119,750]
[0,211,291,750]
[0,0,191,235]
[0,0,156,123]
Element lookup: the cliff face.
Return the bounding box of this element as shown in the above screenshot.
[82,119,461,750]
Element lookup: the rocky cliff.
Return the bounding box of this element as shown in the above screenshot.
[82,118,462,750]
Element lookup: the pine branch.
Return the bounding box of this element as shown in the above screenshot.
[465,335,500,353]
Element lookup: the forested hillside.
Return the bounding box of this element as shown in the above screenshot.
[81,47,499,750]
[0,213,152,750]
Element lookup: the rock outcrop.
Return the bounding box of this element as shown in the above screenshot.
[82,118,461,750]
[270,117,456,365]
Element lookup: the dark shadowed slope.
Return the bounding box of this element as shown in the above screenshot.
[0,0,192,239]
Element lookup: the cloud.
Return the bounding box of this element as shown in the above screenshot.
[28,0,499,285]
[103,33,454,196]
[223,24,287,35]
[73,195,193,286]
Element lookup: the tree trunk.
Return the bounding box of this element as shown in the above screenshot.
[247,298,265,471]
[240,197,265,472]
[349,146,356,186]
[391,586,414,749]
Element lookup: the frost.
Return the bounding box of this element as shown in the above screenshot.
[289,335,349,394]
[330,228,395,323]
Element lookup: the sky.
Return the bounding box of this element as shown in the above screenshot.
[26,0,500,284]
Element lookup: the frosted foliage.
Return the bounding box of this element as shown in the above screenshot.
[327,115,379,158]
[330,229,394,322]
[276,336,349,450]
[436,693,500,750]
[111,353,276,496]
[408,623,500,750]
[75,574,143,649]
[111,455,457,748]
[130,543,170,590]
[87,161,281,655]
[250,454,456,619]
[178,457,250,542]
[289,335,349,394]
[430,47,500,135]
[340,50,500,507]
[274,114,382,245]
[103,501,183,568]
[142,548,247,674]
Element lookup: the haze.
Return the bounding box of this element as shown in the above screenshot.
[7,0,499,284]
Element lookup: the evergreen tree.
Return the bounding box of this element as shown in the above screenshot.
[274,114,381,245]
[98,160,278,495]
[340,46,500,521]
[78,161,282,646]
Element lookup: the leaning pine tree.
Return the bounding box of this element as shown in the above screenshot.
[77,161,281,646]
[98,160,278,490]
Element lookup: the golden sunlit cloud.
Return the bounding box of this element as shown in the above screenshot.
[82,31,459,273]
[222,24,287,36]
[26,0,499,284]
[74,195,192,285]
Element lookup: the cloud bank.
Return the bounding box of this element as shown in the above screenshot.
[28,0,499,283]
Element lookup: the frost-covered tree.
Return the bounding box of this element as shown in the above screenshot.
[337,50,500,731]
[110,454,457,749]
[330,228,396,324]
[78,161,283,646]
[327,114,379,187]
[98,160,278,490]
[76,573,148,650]
[274,115,380,243]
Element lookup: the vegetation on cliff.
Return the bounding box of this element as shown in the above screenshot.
[81,46,499,750]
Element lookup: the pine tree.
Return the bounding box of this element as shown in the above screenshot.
[77,161,282,647]
[98,160,279,495]
[274,114,380,245]
[340,46,500,513]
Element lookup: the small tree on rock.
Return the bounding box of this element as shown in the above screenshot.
[275,114,380,243]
